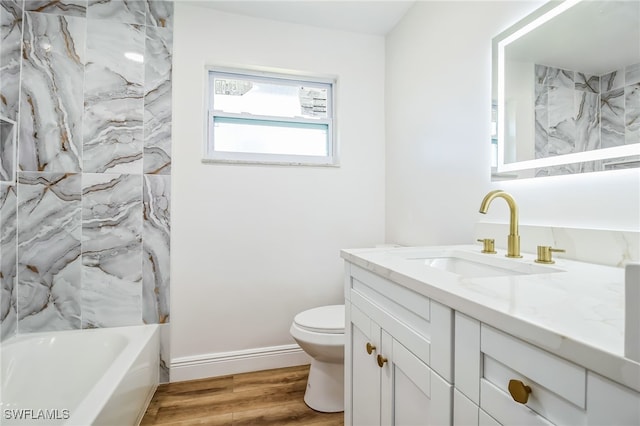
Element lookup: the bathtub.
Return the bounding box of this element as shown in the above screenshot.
[1,324,159,426]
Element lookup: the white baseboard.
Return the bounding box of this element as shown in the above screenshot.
[169,343,311,382]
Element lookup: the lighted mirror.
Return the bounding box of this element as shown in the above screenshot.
[492,0,640,179]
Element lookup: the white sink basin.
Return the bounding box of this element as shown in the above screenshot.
[409,256,530,278]
[400,249,562,278]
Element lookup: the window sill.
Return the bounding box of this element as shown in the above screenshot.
[201,158,340,168]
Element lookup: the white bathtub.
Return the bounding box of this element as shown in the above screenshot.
[0,324,159,426]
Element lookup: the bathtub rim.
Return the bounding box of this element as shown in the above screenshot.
[1,324,160,425]
[69,324,159,425]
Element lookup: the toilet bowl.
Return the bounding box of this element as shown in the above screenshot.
[290,304,345,413]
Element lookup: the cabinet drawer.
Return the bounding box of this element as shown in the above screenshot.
[480,325,587,425]
[481,371,565,425]
[349,265,453,381]
[587,372,640,425]
[350,265,431,330]
[481,325,586,408]
[351,287,431,366]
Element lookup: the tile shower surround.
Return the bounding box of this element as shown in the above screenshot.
[0,0,172,378]
[534,63,640,176]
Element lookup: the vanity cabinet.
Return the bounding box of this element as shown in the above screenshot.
[454,312,640,425]
[345,264,454,426]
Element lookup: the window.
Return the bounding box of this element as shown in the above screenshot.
[205,68,336,166]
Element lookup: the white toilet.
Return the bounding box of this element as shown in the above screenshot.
[290,304,345,413]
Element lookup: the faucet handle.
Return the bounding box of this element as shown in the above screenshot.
[535,246,565,264]
[477,238,497,254]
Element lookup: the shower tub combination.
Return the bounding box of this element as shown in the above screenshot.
[1,324,159,425]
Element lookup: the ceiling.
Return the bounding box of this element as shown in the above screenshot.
[180,0,416,35]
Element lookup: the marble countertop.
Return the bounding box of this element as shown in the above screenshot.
[341,244,640,392]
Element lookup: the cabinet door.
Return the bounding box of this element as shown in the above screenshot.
[480,325,586,426]
[350,305,382,426]
[454,389,479,425]
[479,409,502,426]
[384,333,452,426]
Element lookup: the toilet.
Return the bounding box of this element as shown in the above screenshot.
[290,304,345,413]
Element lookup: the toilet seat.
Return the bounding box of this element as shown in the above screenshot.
[293,305,344,334]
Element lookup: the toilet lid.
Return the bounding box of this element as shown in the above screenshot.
[294,305,344,334]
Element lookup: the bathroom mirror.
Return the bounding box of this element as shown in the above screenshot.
[492,0,640,179]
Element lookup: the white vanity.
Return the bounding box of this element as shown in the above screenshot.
[342,244,640,425]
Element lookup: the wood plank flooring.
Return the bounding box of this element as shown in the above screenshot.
[141,365,344,425]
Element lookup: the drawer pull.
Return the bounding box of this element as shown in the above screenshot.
[366,342,376,355]
[508,379,532,404]
[377,354,388,368]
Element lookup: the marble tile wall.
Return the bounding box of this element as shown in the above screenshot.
[0,0,173,380]
[0,117,16,182]
[475,222,639,268]
[534,63,640,176]
[0,0,23,340]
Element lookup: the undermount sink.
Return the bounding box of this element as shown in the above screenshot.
[400,249,562,278]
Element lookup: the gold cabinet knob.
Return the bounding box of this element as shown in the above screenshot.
[377,354,388,368]
[366,342,376,355]
[508,379,532,404]
[535,246,565,264]
[477,238,497,254]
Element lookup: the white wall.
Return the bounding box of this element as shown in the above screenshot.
[171,4,385,379]
[171,0,640,381]
[385,1,640,247]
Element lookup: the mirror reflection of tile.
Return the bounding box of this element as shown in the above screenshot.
[534,63,640,175]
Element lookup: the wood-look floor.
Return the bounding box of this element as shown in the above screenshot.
[141,365,344,425]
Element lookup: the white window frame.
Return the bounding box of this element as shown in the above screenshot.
[204,67,338,166]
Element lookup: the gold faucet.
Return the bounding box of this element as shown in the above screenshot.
[478,190,522,258]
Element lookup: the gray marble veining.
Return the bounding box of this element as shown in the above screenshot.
[0,117,16,182]
[17,173,81,332]
[1,2,173,360]
[0,0,23,122]
[24,0,87,16]
[536,64,574,89]
[575,90,600,152]
[0,1,20,182]
[602,69,625,92]
[535,63,640,165]
[536,153,602,179]
[158,322,169,382]
[83,20,144,173]
[144,26,172,174]
[627,83,640,144]
[81,173,142,328]
[87,0,145,24]
[0,182,17,339]
[575,73,599,93]
[142,174,170,324]
[601,88,625,148]
[546,86,575,155]
[534,84,549,158]
[145,0,173,29]
[19,11,85,173]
